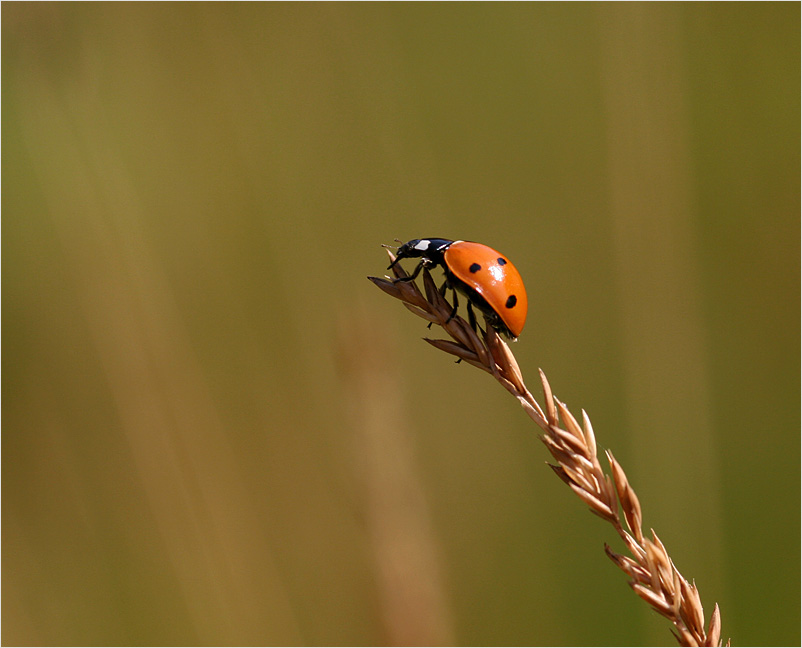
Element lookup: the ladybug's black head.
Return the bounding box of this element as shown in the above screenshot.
[394,239,424,260]
[388,238,453,270]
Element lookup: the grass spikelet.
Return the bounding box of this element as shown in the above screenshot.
[369,254,729,646]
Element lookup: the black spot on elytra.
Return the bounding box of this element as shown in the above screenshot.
[505,295,517,309]
[469,262,481,273]
[497,257,507,265]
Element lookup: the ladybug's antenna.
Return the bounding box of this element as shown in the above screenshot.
[384,238,408,269]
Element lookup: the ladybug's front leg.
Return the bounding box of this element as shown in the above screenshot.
[392,258,430,284]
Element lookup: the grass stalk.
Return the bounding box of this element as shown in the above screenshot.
[369,251,727,647]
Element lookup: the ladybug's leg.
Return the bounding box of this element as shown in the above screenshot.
[426,283,458,330]
[467,301,479,334]
[444,287,459,324]
[392,259,427,283]
[452,296,464,363]
[443,286,464,364]
[424,278,446,330]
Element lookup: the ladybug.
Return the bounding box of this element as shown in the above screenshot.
[389,238,528,340]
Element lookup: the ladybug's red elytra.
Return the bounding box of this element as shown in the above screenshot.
[388,238,528,340]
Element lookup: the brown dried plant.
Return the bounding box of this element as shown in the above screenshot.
[368,251,727,647]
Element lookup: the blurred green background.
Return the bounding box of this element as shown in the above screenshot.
[3,3,799,646]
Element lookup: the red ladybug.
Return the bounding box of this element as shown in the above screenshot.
[389,238,528,339]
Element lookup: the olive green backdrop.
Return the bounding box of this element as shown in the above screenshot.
[3,3,799,646]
